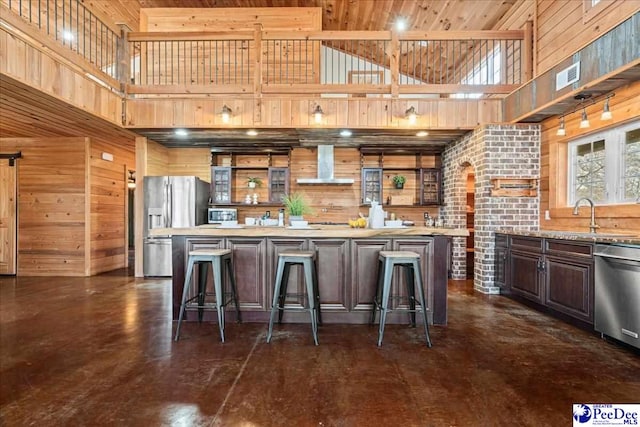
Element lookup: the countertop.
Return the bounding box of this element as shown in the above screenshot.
[496,229,640,245]
[149,225,469,238]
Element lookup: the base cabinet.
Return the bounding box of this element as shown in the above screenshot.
[172,235,450,324]
[497,234,594,326]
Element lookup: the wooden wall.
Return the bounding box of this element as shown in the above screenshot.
[0,161,17,274]
[0,137,89,275]
[0,27,123,127]
[168,148,211,181]
[535,1,639,75]
[139,7,322,32]
[89,139,134,275]
[127,97,503,129]
[540,80,640,235]
[0,137,134,276]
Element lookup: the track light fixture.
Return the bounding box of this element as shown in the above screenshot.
[221,105,232,123]
[405,106,417,124]
[579,106,590,129]
[313,105,324,124]
[555,92,615,136]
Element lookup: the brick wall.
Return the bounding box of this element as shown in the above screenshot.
[442,124,540,293]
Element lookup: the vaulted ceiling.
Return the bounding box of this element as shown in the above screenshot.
[87,0,525,33]
[2,0,530,146]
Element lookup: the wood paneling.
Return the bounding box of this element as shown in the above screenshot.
[168,148,211,181]
[0,161,17,274]
[126,97,503,129]
[0,137,134,276]
[539,81,640,235]
[0,27,123,127]
[0,137,88,276]
[535,1,639,75]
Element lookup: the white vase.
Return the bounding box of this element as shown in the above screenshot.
[289,215,303,225]
[248,181,256,189]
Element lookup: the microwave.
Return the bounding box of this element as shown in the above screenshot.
[208,208,238,224]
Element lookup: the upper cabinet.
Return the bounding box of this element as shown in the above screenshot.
[210,149,291,206]
[359,148,443,206]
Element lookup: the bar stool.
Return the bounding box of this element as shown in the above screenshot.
[266,250,321,345]
[174,249,241,342]
[370,251,432,347]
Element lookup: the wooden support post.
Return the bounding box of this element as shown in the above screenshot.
[117,24,131,93]
[254,23,263,124]
[523,20,534,82]
[390,31,399,98]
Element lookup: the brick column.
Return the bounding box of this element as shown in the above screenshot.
[442,124,540,293]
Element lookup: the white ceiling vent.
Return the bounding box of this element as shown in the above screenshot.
[556,62,580,91]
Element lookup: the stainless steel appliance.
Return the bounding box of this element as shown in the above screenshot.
[143,176,209,277]
[594,244,640,349]
[208,207,238,224]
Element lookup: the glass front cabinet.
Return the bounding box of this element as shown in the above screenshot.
[211,167,232,203]
[420,168,443,205]
[361,168,383,205]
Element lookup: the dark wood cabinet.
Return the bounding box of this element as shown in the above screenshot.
[361,168,383,205]
[309,239,350,312]
[268,167,289,203]
[266,238,307,311]
[494,233,509,290]
[350,238,392,311]
[211,167,232,203]
[227,237,267,311]
[497,234,595,326]
[544,240,594,323]
[420,168,443,205]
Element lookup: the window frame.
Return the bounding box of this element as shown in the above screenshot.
[583,0,616,24]
[567,119,640,206]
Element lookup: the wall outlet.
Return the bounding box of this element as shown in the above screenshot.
[544,210,551,220]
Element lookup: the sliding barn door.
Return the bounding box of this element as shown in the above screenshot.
[0,161,17,275]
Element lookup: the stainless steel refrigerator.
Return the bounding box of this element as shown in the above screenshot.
[143,176,209,277]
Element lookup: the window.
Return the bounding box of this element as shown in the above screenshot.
[583,0,615,23]
[568,121,640,205]
[452,45,501,99]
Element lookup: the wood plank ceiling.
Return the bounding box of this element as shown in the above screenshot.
[2,0,524,147]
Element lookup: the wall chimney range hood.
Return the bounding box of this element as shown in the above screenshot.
[296,145,354,185]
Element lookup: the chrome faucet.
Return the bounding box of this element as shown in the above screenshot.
[572,197,599,233]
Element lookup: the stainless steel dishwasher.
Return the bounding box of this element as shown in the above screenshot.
[594,244,640,349]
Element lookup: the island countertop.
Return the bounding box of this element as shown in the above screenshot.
[150,225,469,238]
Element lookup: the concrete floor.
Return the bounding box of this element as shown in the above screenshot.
[1,271,638,426]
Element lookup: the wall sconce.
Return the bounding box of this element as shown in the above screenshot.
[556,116,566,136]
[405,106,417,124]
[221,105,232,123]
[313,105,324,124]
[127,170,136,189]
[601,95,612,120]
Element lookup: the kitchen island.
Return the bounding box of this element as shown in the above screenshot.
[151,225,468,325]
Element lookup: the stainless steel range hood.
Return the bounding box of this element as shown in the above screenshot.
[296,145,354,185]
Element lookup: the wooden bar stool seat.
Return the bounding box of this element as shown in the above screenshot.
[370,251,432,347]
[174,249,241,342]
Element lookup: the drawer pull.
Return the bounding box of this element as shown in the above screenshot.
[621,328,639,339]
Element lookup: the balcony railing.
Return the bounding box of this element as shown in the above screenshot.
[126,28,530,97]
[2,0,121,81]
[2,2,531,98]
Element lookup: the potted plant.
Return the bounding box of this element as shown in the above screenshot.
[247,177,262,189]
[281,192,313,225]
[392,175,406,189]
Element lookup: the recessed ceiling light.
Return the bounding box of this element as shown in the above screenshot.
[174,129,188,137]
[416,131,429,137]
[340,130,352,137]
[62,30,75,41]
[395,18,407,32]
[246,130,258,136]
